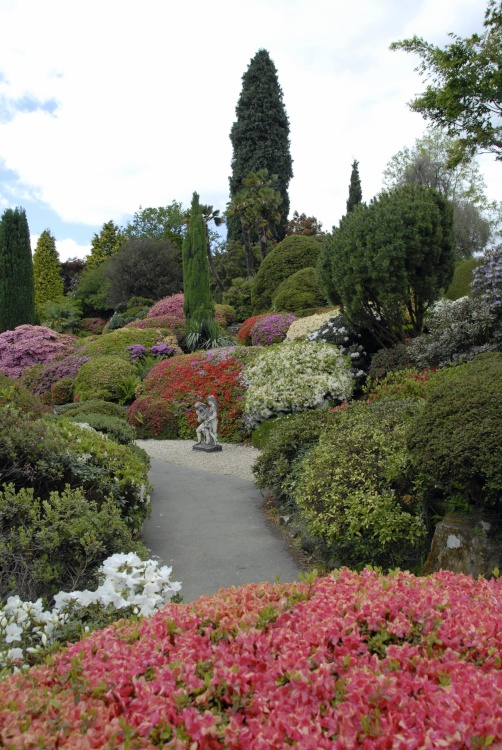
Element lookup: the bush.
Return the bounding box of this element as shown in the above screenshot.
[56,399,127,420]
[367,342,416,380]
[104,309,149,332]
[22,354,91,403]
[237,313,270,345]
[285,310,338,341]
[252,235,324,313]
[0,325,76,379]
[0,407,152,533]
[364,368,436,403]
[250,313,296,346]
[272,266,326,315]
[294,399,427,569]
[73,356,140,404]
[49,376,74,405]
[128,397,180,439]
[39,297,82,334]
[445,257,479,300]
[222,277,254,321]
[407,352,502,511]
[127,296,154,310]
[78,326,181,360]
[146,292,185,320]
[0,484,146,604]
[75,317,108,336]
[243,340,353,428]
[65,413,136,445]
[0,374,49,417]
[214,303,236,326]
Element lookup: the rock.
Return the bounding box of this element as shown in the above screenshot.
[423,512,502,577]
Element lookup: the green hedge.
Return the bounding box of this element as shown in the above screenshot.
[272,267,326,315]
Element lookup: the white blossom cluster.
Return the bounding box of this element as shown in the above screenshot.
[285,311,339,341]
[243,340,353,428]
[0,553,181,672]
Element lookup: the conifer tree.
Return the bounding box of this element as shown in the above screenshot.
[87,220,125,267]
[0,207,36,333]
[228,49,293,243]
[182,192,214,324]
[33,229,64,319]
[346,160,363,213]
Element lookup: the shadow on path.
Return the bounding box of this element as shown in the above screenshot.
[141,459,301,602]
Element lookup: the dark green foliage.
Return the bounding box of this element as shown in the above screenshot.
[272,267,326,315]
[0,484,146,604]
[367,343,416,380]
[33,229,64,319]
[65,413,136,445]
[60,257,85,295]
[323,185,455,346]
[104,237,183,308]
[56,398,127,420]
[39,297,82,333]
[73,263,113,317]
[228,49,293,243]
[294,400,427,570]
[222,277,254,321]
[445,257,479,300]
[0,374,49,417]
[346,159,362,213]
[127,296,154,310]
[252,235,323,314]
[407,352,502,511]
[0,207,36,333]
[73,356,139,403]
[182,192,214,325]
[123,202,186,248]
[212,240,261,291]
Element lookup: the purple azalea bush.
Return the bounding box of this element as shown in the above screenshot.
[250,313,297,346]
[23,355,91,399]
[0,325,76,379]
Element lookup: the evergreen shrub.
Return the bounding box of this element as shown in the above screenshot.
[22,354,90,403]
[272,267,326,315]
[367,343,415,380]
[73,356,139,404]
[65,413,136,445]
[56,399,127,420]
[75,317,108,336]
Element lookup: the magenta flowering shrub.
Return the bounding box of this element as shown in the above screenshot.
[250,313,296,346]
[0,325,77,379]
[1,568,502,748]
[146,293,185,320]
[22,354,91,401]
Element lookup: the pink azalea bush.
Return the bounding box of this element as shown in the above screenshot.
[1,568,501,748]
[143,294,233,331]
[0,325,76,379]
[250,313,297,346]
[146,293,185,320]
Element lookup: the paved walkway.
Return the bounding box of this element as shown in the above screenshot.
[140,459,301,602]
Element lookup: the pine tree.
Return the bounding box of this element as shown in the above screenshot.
[182,192,214,324]
[228,49,293,243]
[87,220,125,267]
[346,160,363,213]
[33,229,64,319]
[0,207,36,333]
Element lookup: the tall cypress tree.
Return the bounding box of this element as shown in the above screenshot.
[228,49,293,243]
[182,192,214,324]
[346,160,363,213]
[33,229,64,319]
[0,207,36,333]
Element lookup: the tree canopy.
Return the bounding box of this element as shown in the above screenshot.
[87,221,126,268]
[182,192,214,324]
[0,207,36,332]
[391,0,502,164]
[123,202,187,249]
[33,229,64,319]
[346,160,363,213]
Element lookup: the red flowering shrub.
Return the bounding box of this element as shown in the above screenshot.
[237,314,271,345]
[0,325,76,378]
[2,569,502,748]
[128,397,180,439]
[129,348,255,442]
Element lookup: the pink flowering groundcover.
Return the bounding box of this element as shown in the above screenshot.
[1,568,502,749]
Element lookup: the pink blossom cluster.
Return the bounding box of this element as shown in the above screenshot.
[0,325,77,379]
[143,295,231,330]
[250,313,297,346]
[1,568,501,748]
[146,293,185,320]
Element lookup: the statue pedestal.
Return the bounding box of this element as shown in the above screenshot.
[193,443,223,453]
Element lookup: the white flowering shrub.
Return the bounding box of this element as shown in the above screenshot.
[0,553,181,674]
[243,340,353,428]
[285,311,338,341]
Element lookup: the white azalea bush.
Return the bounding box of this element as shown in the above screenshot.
[243,340,353,428]
[0,553,181,674]
[285,310,339,341]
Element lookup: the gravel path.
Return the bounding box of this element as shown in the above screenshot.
[134,439,261,483]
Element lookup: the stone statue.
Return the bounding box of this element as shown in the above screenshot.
[193,396,222,452]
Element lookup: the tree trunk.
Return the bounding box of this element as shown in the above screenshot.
[257,226,268,261]
[242,222,254,277]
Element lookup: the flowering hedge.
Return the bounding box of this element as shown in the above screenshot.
[1,569,502,748]
[237,314,271,345]
[0,325,76,379]
[129,348,258,442]
[243,340,353,427]
[250,313,296,346]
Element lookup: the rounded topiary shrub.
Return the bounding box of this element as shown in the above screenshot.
[272,267,326,315]
[56,399,127,420]
[73,356,139,403]
[407,352,502,510]
[0,325,77,379]
[251,235,324,314]
[250,313,296,346]
[78,326,180,360]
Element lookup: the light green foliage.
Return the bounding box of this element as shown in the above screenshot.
[182,192,215,335]
[390,1,502,163]
[222,277,254,321]
[445,257,479,300]
[294,400,427,569]
[33,229,64,319]
[56,399,127,420]
[0,374,48,417]
[123,201,187,249]
[78,326,177,359]
[407,352,502,511]
[323,185,455,347]
[0,484,146,604]
[86,220,126,268]
[73,262,112,317]
[272,267,326,316]
[252,234,323,314]
[64,413,136,445]
[0,207,36,333]
[39,296,82,333]
[73,356,139,403]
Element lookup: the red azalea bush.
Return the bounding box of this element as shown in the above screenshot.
[250,313,297,346]
[237,314,271,345]
[129,348,255,442]
[0,325,77,379]
[2,569,502,748]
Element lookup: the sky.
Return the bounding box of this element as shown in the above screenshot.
[0,0,498,262]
